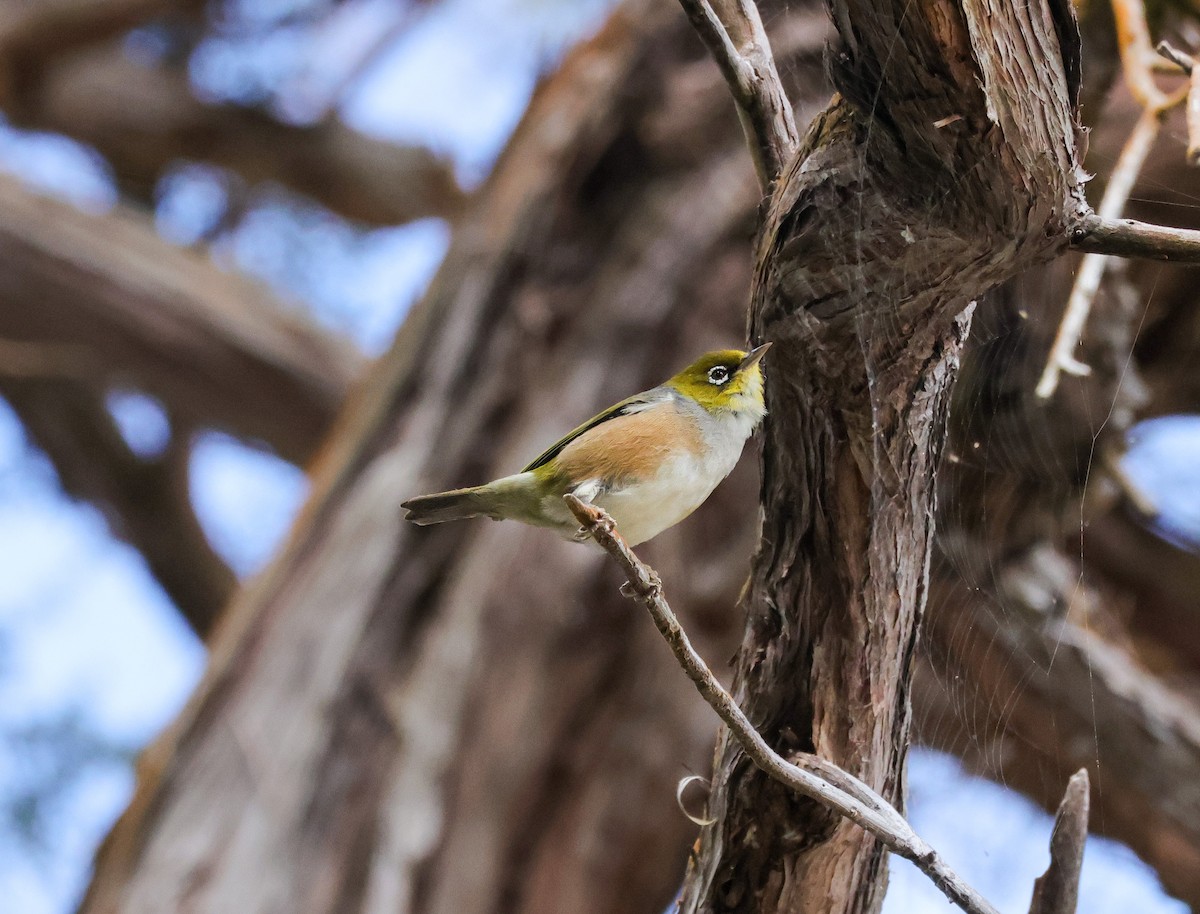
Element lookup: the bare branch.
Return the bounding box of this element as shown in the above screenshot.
[1029,770,1090,914]
[674,0,798,189]
[1156,41,1195,75]
[1036,1,1200,398]
[1069,213,1200,263]
[564,494,1006,914]
[1038,107,1163,397]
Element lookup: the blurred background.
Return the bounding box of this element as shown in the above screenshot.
[0,1,1198,913]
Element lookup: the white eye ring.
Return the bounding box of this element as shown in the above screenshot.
[707,366,730,385]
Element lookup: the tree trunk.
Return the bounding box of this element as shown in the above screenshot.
[680,0,1085,911]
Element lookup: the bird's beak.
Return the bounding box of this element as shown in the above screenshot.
[738,342,772,372]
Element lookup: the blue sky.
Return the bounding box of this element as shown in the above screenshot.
[0,1,1196,912]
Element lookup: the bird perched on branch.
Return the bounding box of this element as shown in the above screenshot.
[402,344,771,546]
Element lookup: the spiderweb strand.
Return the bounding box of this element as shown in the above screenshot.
[564,495,1089,914]
[673,0,799,190]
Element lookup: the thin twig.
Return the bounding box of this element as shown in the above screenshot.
[1028,769,1090,914]
[1038,107,1163,398]
[674,0,798,190]
[1156,40,1195,75]
[564,495,1003,914]
[1155,42,1200,164]
[1038,0,1196,398]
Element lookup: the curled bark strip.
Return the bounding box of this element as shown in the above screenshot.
[676,775,718,826]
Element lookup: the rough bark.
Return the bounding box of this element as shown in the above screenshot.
[680,0,1086,911]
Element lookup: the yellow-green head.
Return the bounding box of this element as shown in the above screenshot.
[666,343,770,415]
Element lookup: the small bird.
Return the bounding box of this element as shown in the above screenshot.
[402,344,770,546]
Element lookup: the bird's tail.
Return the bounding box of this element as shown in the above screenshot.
[401,485,495,525]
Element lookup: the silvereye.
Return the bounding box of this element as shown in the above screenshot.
[402,344,770,546]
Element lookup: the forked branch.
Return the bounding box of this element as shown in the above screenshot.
[565,495,1089,914]
[674,0,798,189]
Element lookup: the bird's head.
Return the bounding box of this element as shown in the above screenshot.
[666,343,770,419]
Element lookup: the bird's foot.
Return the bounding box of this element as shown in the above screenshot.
[621,569,663,601]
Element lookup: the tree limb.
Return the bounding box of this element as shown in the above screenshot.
[13,44,465,226]
[921,544,1200,907]
[1070,213,1200,263]
[2,378,234,637]
[0,0,172,68]
[674,0,798,188]
[0,175,361,465]
[1039,106,1164,397]
[567,494,1018,914]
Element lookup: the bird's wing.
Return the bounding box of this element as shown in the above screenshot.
[521,387,671,473]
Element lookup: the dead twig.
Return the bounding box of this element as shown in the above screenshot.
[1038,0,1196,398]
[1156,41,1195,75]
[674,0,798,190]
[565,494,1019,914]
[1071,213,1200,262]
[1039,107,1163,397]
[1060,44,1200,261]
[1155,42,1200,164]
[1028,770,1090,914]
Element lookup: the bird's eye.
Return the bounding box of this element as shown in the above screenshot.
[707,366,730,385]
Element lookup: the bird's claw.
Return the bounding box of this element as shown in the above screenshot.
[621,570,663,601]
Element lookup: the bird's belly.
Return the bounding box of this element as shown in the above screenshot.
[595,455,727,546]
